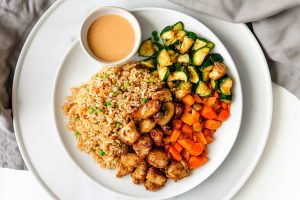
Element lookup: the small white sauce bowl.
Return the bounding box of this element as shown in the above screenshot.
[80,6,142,65]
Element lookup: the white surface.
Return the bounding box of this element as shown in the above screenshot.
[2,84,299,200]
[53,7,242,199]
[80,6,142,65]
[12,0,272,200]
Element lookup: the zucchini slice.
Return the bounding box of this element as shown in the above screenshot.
[157,49,172,67]
[209,53,223,63]
[187,31,197,41]
[187,66,199,83]
[167,50,179,63]
[167,71,188,82]
[140,58,156,69]
[206,42,215,49]
[201,72,210,82]
[211,79,217,89]
[160,26,176,46]
[200,59,214,72]
[176,30,187,42]
[177,54,191,63]
[219,76,233,95]
[193,47,210,66]
[220,93,232,103]
[138,38,156,57]
[158,66,169,81]
[180,36,194,54]
[196,82,212,97]
[192,38,208,51]
[172,21,184,33]
[178,81,192,92]
[153,42,163,52]
[174,89,190,100]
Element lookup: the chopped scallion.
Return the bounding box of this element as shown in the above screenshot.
[102,73,108,80]
[96,109,103,114]
[124,81,131,87]
[116,122,122,129]
[89,107,95,114]
[75,131,80,137]
[148,77,154,83]
[141,98,148,104]
[106,101,111,107]
[99,151,105,156]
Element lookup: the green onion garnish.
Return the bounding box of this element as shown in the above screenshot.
[89,107,95,114]
[75,131,81,137]
[106,101,111,107]
[96,109,103,114]
[116,122,122,129]
[102,73,108,80]
[99,151,105,156]
[124,81,131,87]
[141,98,148,104]
[148,77,154,83]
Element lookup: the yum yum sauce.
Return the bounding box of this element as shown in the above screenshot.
[87,14,135,62]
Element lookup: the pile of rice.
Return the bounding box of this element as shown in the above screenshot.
[63,62,164,169]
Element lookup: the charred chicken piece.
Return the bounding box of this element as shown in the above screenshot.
[147,149,169,168]
[139,118,156,133]
[144,167,167,191]
[131,100,161,119]
[166,160,190,181]
[116,153,140,178]
[131,160,147,184]
[117,120,141,145]
[161,124,173,135]
[149,129,164,147]
[133,134,153,159]
[152,90,172,102]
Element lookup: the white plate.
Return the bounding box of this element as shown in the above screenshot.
[53,7,243,198]
[12,0,272,199]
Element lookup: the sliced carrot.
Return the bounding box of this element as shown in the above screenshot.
[188,155,208,169]
[170,129,181,142]
[198,132,207,145]
[203,128,210,136]
[184,105,192,113]
[205,120,221,130]
[220,101,228,109]
[165,144,170,152]
[181,112,195,126]
[193,133,197,142]
[169,146,182,161]
[201,105,217,119]
[178,133,184,140]
[182,124,193,139]
[213,90,220,98]
[182,94,195,106]
[216,109,230,121]
[205,97,217,106]
[173,119,182,129]
[191,109,200,122]
[190,142,204,156]
[192,122,202,132]
[227,103,231,111]
[173,142,183,153]
[163,136,170,145]
[178,138,194,151]
[205,135,213,144]
[193,94,202,103]
[182,148,190,161]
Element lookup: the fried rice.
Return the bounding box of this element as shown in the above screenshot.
[63,62,164,169]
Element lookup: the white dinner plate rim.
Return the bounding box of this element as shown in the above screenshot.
[12,1,272,200]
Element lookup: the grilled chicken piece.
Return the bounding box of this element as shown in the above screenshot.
[161,124,172,135]
[144,167,167,191]
[117,120,141,145]
[131,160,147,184]
[152,90,172,102]
[116,153,140,177]
[209,62,227,80]
[131,100,161,119]
[174,103,184,119]
[147,149,169,168]
[149,129,164,147]
[133,134,153,159]
[139,118,156,133]
[166,160,190,181]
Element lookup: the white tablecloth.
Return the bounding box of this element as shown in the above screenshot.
[1,83,300,200]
